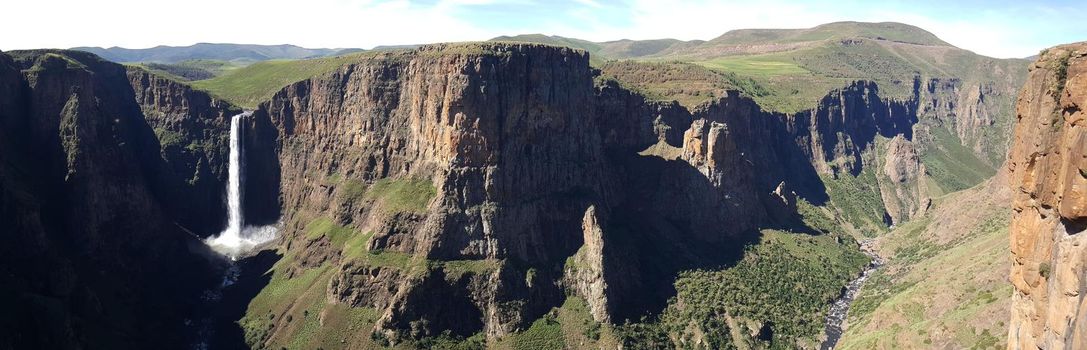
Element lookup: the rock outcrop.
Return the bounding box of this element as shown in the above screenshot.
[1007,42,1087,350]
[0,50,238,349]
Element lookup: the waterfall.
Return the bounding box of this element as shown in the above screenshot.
[222,112,245,245]
[206,112,276,260]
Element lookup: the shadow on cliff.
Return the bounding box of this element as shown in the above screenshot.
[591,81,920,321]
[601,152,771,322]
[205,250,281,349]
[242,109,283,227]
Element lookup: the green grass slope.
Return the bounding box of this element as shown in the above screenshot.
[493,22,1027,117]
[132,59,244,81]
[682,37,1025,115]
[836,176,1011,350]
[598,60,770,108]
[706,22,950,47]
[191,53,367,109]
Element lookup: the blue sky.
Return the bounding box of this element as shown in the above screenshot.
[3,0,1083,58]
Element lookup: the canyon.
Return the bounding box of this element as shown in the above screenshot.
[1,21,1079,350]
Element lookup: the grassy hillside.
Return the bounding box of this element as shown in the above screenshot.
[238,177,446,349]
[836,176,1011,349]
[919,127,997,193]
[132,59,244,81]
[678,36,1025,115]
[191,53,368,109]
[598,60,770,108]
[706,22,950,47]
[72,43,354,63]
[596,38,695,59]
[498,23,1026,118]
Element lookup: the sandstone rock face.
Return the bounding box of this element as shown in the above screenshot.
[256,43,612,339]
[1007,42,1087,350]
[0,50,238,349]
[247,43,938,342]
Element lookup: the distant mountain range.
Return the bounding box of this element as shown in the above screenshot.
[70,43,362,63]
[491,21,954,60]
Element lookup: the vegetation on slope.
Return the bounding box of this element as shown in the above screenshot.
[616,229,869,349]
[191,53,368,108]
[134,59,243,81]
[823,164,891,237]
[706,22,950,47]
[919,127,997,193]
[681,39,1020,115]
[837,178,1010,349]
[599,60,769,108]
[237,176,456,349]
[496,23,1021,116]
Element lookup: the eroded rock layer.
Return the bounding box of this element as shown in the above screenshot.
[1008,42,1087,350]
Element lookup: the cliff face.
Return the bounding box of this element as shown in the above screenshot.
[685,81,924,229]
[245,43,933,345]
[1007,43,1087,350]
[0,44,950,348]
[127,68,242,234]
[0,50,238,349]
[920,73,1023,168]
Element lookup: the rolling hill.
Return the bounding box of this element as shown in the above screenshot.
[72,43,359,63]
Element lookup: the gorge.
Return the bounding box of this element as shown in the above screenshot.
[0,20,1082,350]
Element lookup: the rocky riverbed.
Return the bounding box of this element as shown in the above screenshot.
[820,239,884,350]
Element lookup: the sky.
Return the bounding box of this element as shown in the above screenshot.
[2,0,1083,58]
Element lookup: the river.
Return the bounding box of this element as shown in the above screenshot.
[819,239,884,350]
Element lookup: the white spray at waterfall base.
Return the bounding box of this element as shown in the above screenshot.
[205,112,277,260]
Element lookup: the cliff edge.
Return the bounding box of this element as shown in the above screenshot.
[1008,42,1087,349]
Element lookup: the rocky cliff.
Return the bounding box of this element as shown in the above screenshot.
[0,50,239,349]
[1007,42,1087,350]
[126,67,243,233]
[0,42,1011,348]
[238,42,940,347]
